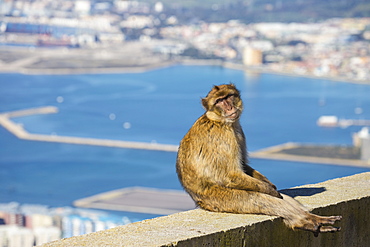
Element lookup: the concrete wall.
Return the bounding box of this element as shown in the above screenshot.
[40,172,370,247]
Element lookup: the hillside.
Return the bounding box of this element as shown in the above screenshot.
[143,0,370,23]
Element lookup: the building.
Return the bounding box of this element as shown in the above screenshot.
[243,47,263,66]
[0,225,34,247]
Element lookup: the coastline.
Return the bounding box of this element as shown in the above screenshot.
[0,44,369,85]
[222,61,370,85]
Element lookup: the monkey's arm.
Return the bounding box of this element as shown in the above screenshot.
[224,172,282,199]
[242,163,278,190]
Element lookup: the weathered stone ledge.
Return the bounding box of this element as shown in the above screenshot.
[40,172,370,247]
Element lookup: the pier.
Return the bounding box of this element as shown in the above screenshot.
[0,106,179,152]
[336,119,370,128]
[317,115,370,128]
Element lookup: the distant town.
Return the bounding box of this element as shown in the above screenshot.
[0,0,369,82]
[0,202,131,247]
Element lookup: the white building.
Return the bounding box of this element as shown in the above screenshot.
[0,225,34,247]
[74,0,91,16]
[33,227,61,246]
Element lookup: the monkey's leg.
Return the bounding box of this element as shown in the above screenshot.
[196,186,341,234]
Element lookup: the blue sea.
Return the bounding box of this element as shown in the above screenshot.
[0,65,369,220]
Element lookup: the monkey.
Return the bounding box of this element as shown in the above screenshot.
[176,83,341,236]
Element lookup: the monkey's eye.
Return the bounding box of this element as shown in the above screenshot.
[215,98,222,104]
[214,94,237,105]
[227,93,237,98]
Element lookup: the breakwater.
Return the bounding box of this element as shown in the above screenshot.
[1,106,369,167]
[0,106,179,152]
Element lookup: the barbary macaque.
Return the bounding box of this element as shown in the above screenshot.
[176,84,341,235]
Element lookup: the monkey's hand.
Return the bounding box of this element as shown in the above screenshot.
[252,170,279,191]
[271,190,283,199]
[225,172,283,199]
[263,179,278,190]
[264,185,283,199]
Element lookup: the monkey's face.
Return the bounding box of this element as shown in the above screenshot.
[202,84,243,123]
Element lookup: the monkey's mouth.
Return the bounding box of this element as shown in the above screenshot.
[226,111,238,119]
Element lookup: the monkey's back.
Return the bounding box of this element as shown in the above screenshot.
[176,114,245,200]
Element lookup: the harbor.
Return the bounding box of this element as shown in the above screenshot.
[1,105,369,217]
[1,69,370,240]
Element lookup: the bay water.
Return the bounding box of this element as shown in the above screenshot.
[0,65,369,220]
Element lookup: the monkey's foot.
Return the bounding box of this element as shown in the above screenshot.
[296,215,342,237]
[322,215,342,225]
[313,225,341,237]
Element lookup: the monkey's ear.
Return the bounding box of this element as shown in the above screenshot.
[213,85,220,91]
[229,83,236,88]
[202,98,209,110]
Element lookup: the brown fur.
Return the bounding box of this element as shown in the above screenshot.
[176,84,341,236]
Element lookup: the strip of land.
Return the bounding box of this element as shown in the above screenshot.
[0,42,179,75]
[0,106,179,152]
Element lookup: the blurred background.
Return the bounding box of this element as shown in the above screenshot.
[0,0,370,246]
